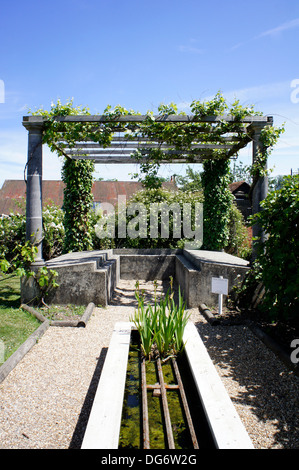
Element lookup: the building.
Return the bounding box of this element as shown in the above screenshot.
[229,181,251,220]
[0,179,252,219]
[0,179,177,216]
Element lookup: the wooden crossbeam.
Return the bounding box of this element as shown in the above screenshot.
[64,144,234,155]
[68,154,220,164]
[23,114,272,124]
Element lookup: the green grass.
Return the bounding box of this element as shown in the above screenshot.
[0,274,41,364]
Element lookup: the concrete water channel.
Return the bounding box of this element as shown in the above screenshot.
[81,322,253,449]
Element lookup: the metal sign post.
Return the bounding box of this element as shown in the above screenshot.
[211,276,228,315]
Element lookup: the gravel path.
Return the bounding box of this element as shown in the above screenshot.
[0,280,298,449]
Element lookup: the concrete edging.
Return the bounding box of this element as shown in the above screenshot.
[0,320,50,384]
[183,321,254,449]
[198,303,220,325]
[81,322,132,449]
[248,322,299,377]
[197,303,299,377]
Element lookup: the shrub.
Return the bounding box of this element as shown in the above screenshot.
[42,203,65,259]
[226,202,252,259]
[250,174,299,321]
[93,187,204,249]
[0,212,25,265]
[0,203,65,268]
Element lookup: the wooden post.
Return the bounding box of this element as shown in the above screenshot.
[251,123,268,257]
[23,119,44,265]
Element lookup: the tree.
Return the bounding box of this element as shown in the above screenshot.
[229,161,252,184]
[175,166,202,192]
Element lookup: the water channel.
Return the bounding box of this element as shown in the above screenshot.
[118,331,215,449]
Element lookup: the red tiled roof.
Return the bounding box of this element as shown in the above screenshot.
[229,181,250,193]
[0,179,177,215]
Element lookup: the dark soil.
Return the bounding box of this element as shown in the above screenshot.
[36,304,86,322]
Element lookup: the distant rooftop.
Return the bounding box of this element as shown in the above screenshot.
[0,179,177,215]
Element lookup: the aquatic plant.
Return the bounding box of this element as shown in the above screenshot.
[130,278,190,360]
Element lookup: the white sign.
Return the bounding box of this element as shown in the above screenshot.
[211,277,228,295]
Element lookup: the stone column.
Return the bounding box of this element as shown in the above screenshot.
[23,119,44,265]
[252,124,268,255]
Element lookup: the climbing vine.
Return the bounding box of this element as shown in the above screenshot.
[28,94,283,254]
[201,159,234,250]
[61,158,94,252]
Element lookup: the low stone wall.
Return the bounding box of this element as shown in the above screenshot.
[177,250,250,307]
[21,249,250,308]
[21,250,120,306]
[114,248,180,281]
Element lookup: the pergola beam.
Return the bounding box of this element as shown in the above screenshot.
[59,143,234,151]
[22,114,272,124]
[68,155,216,164]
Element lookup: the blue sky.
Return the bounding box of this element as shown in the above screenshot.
[1,0,299,188]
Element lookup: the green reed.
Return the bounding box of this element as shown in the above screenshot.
[130,278,190,360]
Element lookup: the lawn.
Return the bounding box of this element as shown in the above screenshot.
[0,274,41,364]
[0,274,87,365]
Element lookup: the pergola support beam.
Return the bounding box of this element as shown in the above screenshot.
[23,122,44,266]
[251,124,269,257]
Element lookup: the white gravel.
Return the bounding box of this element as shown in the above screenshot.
[0,280,298,449]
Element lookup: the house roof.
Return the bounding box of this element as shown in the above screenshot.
[0,179,177,215]
[229,181,250,194]
[1,179,250,216]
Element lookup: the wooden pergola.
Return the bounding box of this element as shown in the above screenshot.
[22,113,273,263]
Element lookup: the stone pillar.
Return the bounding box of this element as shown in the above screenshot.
[23,120,44,265]
[252,124,268,255]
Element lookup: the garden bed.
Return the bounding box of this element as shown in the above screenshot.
[34,304,86,322]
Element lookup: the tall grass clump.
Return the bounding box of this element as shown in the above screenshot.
[130,278,190,360]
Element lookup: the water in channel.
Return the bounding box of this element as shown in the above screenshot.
[118,332,214,449]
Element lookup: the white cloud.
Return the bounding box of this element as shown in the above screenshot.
[177,81,292,113]
[230,17,299,50]
[178,45,205,54]
[258,18,299,38]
